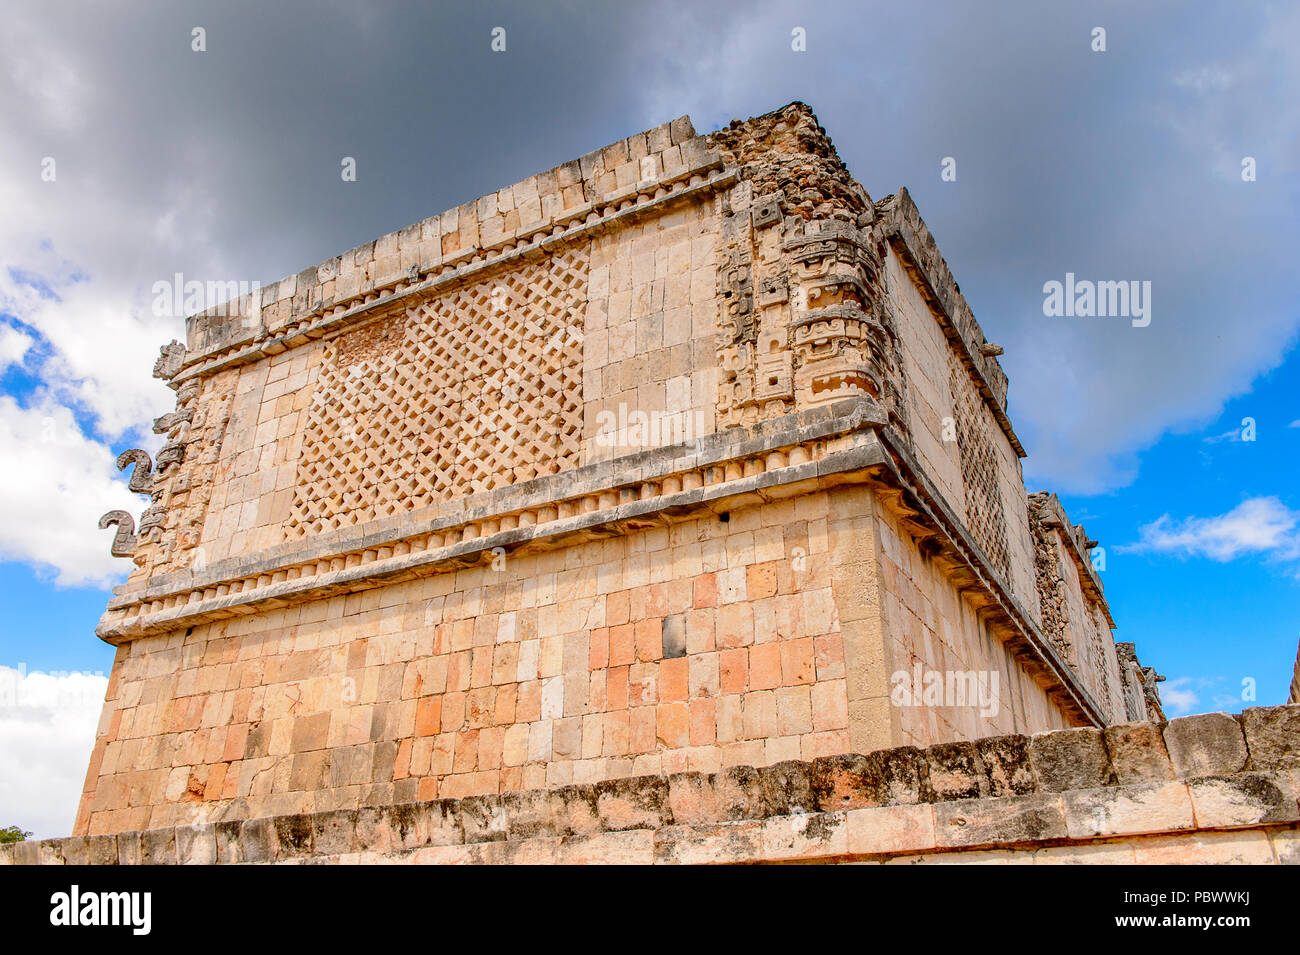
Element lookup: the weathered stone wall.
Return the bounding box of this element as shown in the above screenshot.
[1028,492,1131,723]
[82,102,1157,842]
[79,495,857,836]
[20,705,1297,865]
[874,500,1071,747]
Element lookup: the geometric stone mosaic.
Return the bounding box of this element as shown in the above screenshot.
[288,247,588,535]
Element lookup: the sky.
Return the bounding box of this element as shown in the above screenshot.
[0,0,1296,837]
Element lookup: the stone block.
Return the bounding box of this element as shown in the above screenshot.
[1029,727,1113,791]
[500,789,556,840]
[933,793,1067,848]
[974,734,1035,797]
[272,814,314,858]
[808,747,927,811]
[653,821,762,865]
[1062,781,1194,839]
[1131,829,1275,864]
[354,806,393,853]
[556,829,655,865]
[1239,704,1300,770]
[459,794,507,843]
[1270,827,1300,864]
[925,741,983,800]
[59,835,118,866]
[140,827,177,864]
[310,809,358,856]
[760,811,847,861]
[239,816,280,863]
[1163,712,1247,777]
[37,840,65,865]
[845,803,935,856]
[1186,773,1300,828]
[550,784,602,837]
[1103,720,1174,784]
[712,765,769,820]
[756,760,817,815]
[389,800,459,849]
[666,771,717,825]
[9,841,39,865]
[214,821,243,863]
[594,775,671,831]
[177,824,216,864]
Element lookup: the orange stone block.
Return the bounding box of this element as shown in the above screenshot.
[746,562,778,600]
[720,648,749,694]
[689,698,717,746]
[609,624,636,667]
[589,627,610,669]
[693,573,718,609]
[749,642,782,691]
[607,665,630,710]
[635,618,663,662]
[222,723,249,763]
[660,657,689,702]
[494,683,518,725]
[657,702,690,748]
[780,636,816,686]
[394,737,413,779]
[416,695,442,736]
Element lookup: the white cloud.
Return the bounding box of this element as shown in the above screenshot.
[0,665,108,840]
[1121,496,1300,562]
[0,323,34,371]
[1157,677,1202,717]
[0,8,232,588]
[0,394,144,587]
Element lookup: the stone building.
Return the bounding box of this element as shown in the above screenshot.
[75,102,1177,846]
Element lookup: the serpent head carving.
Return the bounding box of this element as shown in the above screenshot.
[98,510,138,557]
[115,448,154,493]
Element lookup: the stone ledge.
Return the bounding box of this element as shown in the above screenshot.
[8,705,1296,865]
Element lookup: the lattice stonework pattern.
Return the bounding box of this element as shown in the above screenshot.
[287,248,589,536]
[948,354,1011,583]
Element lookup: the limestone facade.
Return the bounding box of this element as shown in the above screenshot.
[79,103,1161,839]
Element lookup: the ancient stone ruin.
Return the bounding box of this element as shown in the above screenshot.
[13,102,1295,865]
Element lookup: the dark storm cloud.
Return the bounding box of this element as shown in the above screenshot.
[4,0,1297,493]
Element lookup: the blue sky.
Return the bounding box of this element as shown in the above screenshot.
[0,0,1296,837]
[1056,344,1300,713]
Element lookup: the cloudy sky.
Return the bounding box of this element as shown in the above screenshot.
[1,0,1297,837]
